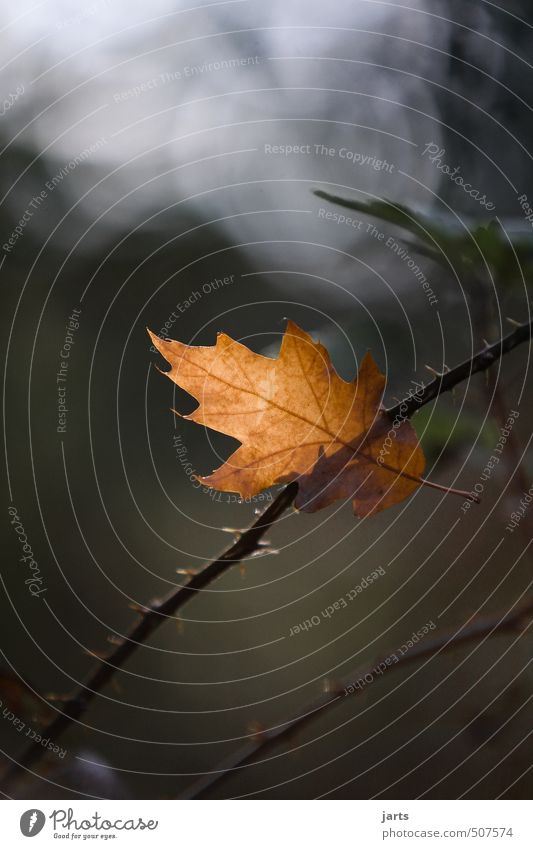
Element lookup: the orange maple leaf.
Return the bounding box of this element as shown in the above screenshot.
[148,321,435,518]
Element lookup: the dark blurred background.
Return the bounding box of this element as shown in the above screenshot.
[1,0,532,799]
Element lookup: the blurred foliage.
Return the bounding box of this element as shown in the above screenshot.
[314,190,533,287]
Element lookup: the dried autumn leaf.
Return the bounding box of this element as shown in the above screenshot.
[148,321,426,517]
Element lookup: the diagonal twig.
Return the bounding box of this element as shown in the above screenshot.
[180,598,533,799]
[2,319,531,791]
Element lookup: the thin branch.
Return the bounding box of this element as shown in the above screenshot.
[180,598,533,799]
[0,483,299,789]
[386,319,533,420]
[3,318,530,790]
